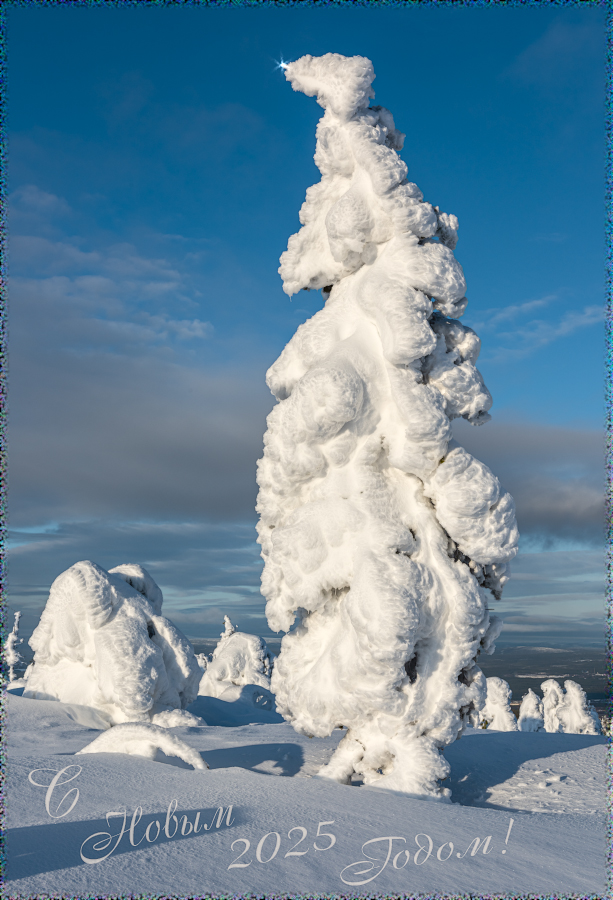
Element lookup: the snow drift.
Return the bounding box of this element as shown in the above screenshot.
[197,615,272,702]
[256,53,519,800]
[23,561,202,725]
[77,722,208,770]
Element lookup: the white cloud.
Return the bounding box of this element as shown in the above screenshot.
[532,232,567,243]
[10,184,72,217]
[503,18,604,92]
[474,296,554,330]
[468,296,602,362]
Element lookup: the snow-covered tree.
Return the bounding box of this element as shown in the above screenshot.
[518,688,544,732]
[558,680,601,735]
[541,679,601,734]
[197,615,272,700]
[23,561,202,724]
[541,678,565,733]
[479,677,518,731]
[4,611,24,683]
[256,54,518,800]
[195,652,209,672]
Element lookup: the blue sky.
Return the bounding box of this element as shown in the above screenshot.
[6,5,605,648]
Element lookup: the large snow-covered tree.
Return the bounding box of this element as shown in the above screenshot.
[256,54,519,800]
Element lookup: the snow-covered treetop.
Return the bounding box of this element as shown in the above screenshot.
[284,54,375,122]
[222,614,237,639]
[279,52,464,316]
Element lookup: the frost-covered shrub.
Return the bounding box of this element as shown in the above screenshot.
[4,611,24,683]
[23,561,202,724]
[479,677,518,731]
[541,678,601,735]
[256,54,518,800]
[197,615,272,699]
[518,688,544,732]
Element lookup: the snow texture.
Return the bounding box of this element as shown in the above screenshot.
[197,615,272,700]
[152,709,207,728]
[5,691,607,896]
[23,561,202,725]
[541,679,601,735]
[518,688,545,732]
[257,54,518,800]
[77,722,208,770]
[479,677,518,732]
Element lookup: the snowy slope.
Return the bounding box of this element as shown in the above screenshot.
[5,690,607,897]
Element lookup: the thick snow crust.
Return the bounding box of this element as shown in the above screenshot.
[23,561,202,725]
[479,677,518,732]
[257,54,519,800]
[197,616,272,700]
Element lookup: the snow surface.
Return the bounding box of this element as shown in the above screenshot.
[5,689,607,896]
[257,53,519,799]
[22,561,202,725]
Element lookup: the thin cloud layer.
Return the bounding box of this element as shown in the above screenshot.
[453,419,603,543]
[466,295,603,362]
[504,17,603,95]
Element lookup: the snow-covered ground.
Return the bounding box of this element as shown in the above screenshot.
[5,686,607,897]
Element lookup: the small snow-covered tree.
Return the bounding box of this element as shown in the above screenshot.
[197,615,272,700]
[195,652,209,672]
[541,679,565,733]
[518,688,544,732]
[23,561,202,724]
[4,611,24,683]
[479,677,518,731]
[541,679,601,734]
[557,680,601,735]
[256,54,518,799]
